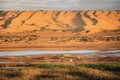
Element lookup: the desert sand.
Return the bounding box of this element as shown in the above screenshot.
[0,10,120,50]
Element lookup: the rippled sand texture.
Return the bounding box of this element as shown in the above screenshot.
[0,10,120,50]
[0,10,119,33]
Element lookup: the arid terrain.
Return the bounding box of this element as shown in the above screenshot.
[0,53,120,66]
[0,10,120,50]
[0,10,120,80]
[0,54,120,80]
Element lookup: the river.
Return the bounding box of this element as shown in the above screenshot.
[0,50,120,57]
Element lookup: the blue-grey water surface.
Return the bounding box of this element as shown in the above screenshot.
[0,50,120,57]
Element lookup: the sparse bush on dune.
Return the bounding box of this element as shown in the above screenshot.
[85,30,90,33]
[0,35,39,44]
[4,39,9,42]
[50,36,58,41]
[0,34,119,44]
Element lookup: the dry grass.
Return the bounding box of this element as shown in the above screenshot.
[0,62,120,80]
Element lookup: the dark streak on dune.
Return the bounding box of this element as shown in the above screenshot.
[55,11,60,16]
[72,12,86,32]
[0,11,8,17]
[52,12,64,28]
[107,11,111,16]
[53,12,69,29]
[84,11,98,25]
[0,12,7,21]
[26,23,36,26]
[64,11,67,14]
[93,11,97,17]
[21,12,36,25]
[0,10,119,33]
[115,10,119,15]
[1,12,23,29]
[0,18,4,21]
[52,12,57,22]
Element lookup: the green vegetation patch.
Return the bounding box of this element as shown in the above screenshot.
[26,63,76,69]
[80,61,120,72]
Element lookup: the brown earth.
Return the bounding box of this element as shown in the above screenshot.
[0,54,120,67]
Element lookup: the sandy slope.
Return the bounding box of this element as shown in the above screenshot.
[0,10,120,50]
[0,10,119,33]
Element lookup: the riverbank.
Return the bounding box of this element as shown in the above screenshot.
[0,53,119,66]
[0,51,119,80]
[0,42,120,51]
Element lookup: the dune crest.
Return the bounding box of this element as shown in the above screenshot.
[0,10,120,50]
[0,10,119,34]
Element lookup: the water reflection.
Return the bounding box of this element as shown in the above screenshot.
[0,50,119,57]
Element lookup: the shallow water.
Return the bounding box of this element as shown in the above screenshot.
[0,50,120,57]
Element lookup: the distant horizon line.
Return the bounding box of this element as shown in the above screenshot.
[0,10,120,11]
